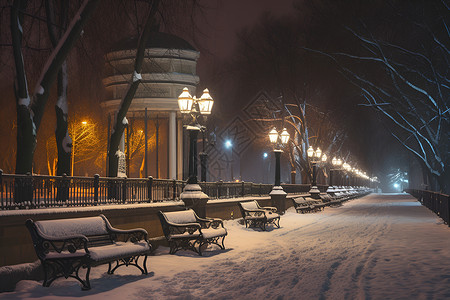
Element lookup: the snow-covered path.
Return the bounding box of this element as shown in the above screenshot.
[3,193,450,300]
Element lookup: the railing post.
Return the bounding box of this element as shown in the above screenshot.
[217,180,222,199]
[122,178,127,203]
[147,176,153,203]
[172,179,177,201]
[241,181,245,197]
[26,172,33,205]
[94,174,99,205]
[447,194,450,227]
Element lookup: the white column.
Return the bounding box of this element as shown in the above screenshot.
[177,118,183,180]
[169,111,177,179]
[119,132,125,152]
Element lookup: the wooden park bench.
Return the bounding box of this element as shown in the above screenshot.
[292,197,326,213]
[319,193,343,206]
[158,209,227,256]
[238,200,280,231]
[26,214,152,290]
[291,197,315,213]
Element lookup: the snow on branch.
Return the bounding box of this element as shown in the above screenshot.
[133,71,142,82]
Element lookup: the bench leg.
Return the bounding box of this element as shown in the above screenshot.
[108,255,149,275]
[274,217,280,228]
[42,259,91,290]
[169,239,201,256]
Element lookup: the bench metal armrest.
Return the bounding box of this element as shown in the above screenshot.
[38,234,89,256]
[166,222,202,235]
[101,214,149,243]
[243,209,266,218]
[109,228,149,243]
[197,217,224,229]
[262,206,277,213]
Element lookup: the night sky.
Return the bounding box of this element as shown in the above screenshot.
[0,0,426,191]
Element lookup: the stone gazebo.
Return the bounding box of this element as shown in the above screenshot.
[102,31,200,179]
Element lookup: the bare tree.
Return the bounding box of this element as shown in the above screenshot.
[219,13,352,184]
[107,0,160,177]
[311,1,450,192]
[45,0,71,176]
[10,0,100,177]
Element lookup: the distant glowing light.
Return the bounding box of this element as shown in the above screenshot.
[263,152,268,158]
[235,179,240,182]
[225,140,232,149]
[394,183,400,189]
[82,121,87,125]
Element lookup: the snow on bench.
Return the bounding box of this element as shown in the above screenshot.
[158,209,227,256]
[238,200,280,231]
[26,214,152,290]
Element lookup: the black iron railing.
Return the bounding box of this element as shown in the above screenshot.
[0,170,323,210]
[406,189,450,227]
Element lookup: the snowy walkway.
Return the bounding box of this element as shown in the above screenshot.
[2,193,450,300]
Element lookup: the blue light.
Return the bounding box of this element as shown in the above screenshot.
[225,140,232,149]
[263,152,268,158]
[394,183,400,189]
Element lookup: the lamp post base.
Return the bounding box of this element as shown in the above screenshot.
[308,186,321,199]
[269,186,287,214]
[180,183,209,218]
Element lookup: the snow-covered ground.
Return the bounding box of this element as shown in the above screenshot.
[2,193,449,300]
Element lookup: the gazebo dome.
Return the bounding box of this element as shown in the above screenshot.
[101,31,200,116]
[110,31,197,52]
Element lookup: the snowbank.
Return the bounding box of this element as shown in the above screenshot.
[1,194,449,299]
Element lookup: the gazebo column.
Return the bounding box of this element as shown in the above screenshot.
[177,118,183,180]
[169,111,177,179]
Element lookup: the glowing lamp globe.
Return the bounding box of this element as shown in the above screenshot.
[268,128,278,144]
[307,146,314,158]
[197,88,214,115]
[178,87,194,114]
[280,128,290,144]
[315,147,322,158]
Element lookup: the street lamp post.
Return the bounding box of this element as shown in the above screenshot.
[268,127,290,214]
[327,157,343,194]
[224,139,233,181]
[342,162,351,187]
[178,87,214,217]
[307,146,327,199]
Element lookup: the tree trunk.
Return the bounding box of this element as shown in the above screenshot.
[108,0,160,177]
[11,0,100,177]
[55,93,71,176]
[46,0,71,176]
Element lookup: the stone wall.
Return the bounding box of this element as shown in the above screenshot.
[0,196,296,267]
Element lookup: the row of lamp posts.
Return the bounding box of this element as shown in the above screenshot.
[177,87,374,217]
